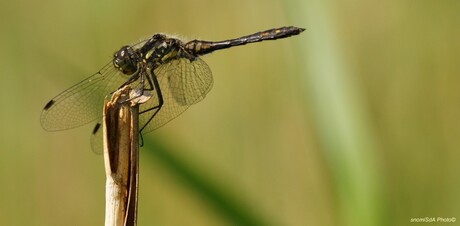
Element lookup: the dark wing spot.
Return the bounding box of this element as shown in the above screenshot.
[44,100,55,110]
[92,123,101,134]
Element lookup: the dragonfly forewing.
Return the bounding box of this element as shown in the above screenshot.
[40,63,127,131]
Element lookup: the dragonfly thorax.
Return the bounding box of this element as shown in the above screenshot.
[113,45,139,75]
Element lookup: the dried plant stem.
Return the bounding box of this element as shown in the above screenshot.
[103,86,139,226]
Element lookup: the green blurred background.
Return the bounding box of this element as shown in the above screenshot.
[1,0,459,225]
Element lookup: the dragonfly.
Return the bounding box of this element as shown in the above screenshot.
[41,26,305,153]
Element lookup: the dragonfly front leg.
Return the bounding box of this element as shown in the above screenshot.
[117,70,141,90]
[122,69,156,103]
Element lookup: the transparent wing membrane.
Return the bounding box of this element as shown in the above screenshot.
[40,63,127,131]
[167,57,213,105]
[140,57,213,133]
[41,38,150,141]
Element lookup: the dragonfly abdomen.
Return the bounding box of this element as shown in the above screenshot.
[185,26,305,56]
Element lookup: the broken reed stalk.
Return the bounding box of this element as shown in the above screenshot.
[103,86,139,226]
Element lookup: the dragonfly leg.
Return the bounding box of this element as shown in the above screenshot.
[139,71,164,133]
[122,70,155,103]
[117,70,140,90]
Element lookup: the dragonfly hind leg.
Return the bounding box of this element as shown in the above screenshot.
[139,71,164,133]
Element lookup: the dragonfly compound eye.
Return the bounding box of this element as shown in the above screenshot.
[113,46,138,75]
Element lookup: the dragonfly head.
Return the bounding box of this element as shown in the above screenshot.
[113,46,138,75]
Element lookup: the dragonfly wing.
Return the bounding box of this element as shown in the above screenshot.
[40,62,128,131]
[167,57,214,105]
[90,121,104,154]
[138,57,213,134]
